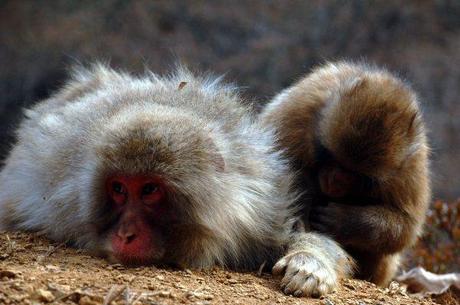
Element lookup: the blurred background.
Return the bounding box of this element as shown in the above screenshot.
[0,1,459,271]
[1,0,460,201]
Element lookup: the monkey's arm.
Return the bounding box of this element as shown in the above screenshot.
[272,231,354,297]
[310,203,418,254]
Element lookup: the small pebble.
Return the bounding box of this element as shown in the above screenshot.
[31,289,55,303]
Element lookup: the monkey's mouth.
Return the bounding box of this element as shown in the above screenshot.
[109,251,165,266]
[108,246,166,266]
[107,233,166,266]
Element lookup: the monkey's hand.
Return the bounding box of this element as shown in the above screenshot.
[273,232,354,297]
[273,250,337,297]
[310,203,415,253]
[310,202,354,243]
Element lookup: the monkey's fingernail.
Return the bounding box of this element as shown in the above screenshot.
[293,290,303,297]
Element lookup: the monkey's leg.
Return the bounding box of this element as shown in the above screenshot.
[310,203,417,254]
[373,254,400,286]
[273,231,354,297]
[350,250,400,286]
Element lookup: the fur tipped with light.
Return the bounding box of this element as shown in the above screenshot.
[0,63,298,269]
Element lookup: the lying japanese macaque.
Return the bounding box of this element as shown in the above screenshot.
[0,64,353,297]
[261,61,431,286]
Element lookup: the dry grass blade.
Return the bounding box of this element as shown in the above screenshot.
[124,287,142,305]
[178,81,187,90]
[44,242,65,257]
[257,261,266,276]
[103,285,126,305]
[5,234,15,253]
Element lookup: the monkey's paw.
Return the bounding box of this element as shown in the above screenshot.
[272,250,338,297]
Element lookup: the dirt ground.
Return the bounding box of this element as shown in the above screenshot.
[0,232,445,305]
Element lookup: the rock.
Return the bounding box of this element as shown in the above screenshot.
[0,270,16,279]
[31,289,55,303]
[78,296,99,305]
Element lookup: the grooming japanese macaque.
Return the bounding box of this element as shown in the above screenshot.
[0,64,353,297]
[261,61,430,286]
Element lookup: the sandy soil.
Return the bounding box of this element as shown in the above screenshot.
[0,232,441,305]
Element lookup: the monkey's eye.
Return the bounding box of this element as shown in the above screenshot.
[141,183,163,206]
[141,183,159,196]
[112,181,126,194]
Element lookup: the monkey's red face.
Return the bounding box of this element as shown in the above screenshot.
[105,175,172,265]
[318,165,357,198]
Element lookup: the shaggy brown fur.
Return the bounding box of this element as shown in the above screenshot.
[261,61,431,286]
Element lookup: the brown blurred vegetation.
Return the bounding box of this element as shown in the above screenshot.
[0,1,459,272]
[407,200,460,273]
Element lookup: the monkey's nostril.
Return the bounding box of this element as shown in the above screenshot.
[125,233,136,243]
[118,231,136,244]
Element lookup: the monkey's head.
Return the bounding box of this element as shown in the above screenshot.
[82,105,228,268]
[319,71,427,179]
